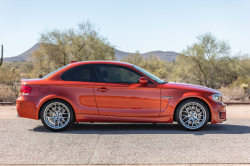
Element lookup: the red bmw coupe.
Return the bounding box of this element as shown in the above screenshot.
[17,61,226,131]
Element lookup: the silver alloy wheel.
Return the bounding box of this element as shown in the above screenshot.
[179,102,206,130]
[43,102,70,129]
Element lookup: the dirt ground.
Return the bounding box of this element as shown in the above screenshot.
[0,105,249,119]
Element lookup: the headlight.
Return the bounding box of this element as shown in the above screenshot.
[209,94,222,102]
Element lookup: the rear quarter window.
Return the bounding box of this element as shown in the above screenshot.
[61,65,97,82]
[43,65,69,79]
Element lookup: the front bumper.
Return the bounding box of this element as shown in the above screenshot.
[211,102,226,124]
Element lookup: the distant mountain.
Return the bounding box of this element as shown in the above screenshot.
[3,43,40,62]
[114,49,179,61]
[3,43,179,62]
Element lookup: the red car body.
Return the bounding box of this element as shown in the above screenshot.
[16,61,226,127]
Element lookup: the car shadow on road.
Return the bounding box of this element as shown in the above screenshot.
[32,122,250,135]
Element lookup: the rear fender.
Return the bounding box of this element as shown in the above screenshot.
[36,95,76,119]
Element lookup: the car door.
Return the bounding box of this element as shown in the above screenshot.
[93,64,161,117]
[60,65,99,115]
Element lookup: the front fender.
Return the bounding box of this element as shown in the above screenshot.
[160,91,213,122]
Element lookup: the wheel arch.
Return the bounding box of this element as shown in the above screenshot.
[173,97,212,122]
[38,97,76,122]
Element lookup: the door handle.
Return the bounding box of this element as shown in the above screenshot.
[97,88,109,92]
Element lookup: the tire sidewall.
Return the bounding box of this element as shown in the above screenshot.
[40,100,74,131]
[175,99,209,131]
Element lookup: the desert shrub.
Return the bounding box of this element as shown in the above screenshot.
[220,86,250,101]
[219,76,250,101]
[0,86,17,103]
[229,76,250,88]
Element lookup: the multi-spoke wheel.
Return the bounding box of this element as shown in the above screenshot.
[175,99,209,131]
[40,100,74,131]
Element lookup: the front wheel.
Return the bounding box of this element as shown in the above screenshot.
[40,100,74,131]
[175,99,209,131]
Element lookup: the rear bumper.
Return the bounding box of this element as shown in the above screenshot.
[211,102,226,124]
[16,96,40,120]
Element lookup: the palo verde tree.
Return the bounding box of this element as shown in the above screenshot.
[176,33,233,88]
[121,51,143,66]
[30,21,115,77]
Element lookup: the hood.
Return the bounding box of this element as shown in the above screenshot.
[159,82,221,94]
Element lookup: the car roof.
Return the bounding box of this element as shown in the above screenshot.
[70,60,133,66]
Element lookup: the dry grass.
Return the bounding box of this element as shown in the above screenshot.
[220,87,250,102]
[0,85,17,103]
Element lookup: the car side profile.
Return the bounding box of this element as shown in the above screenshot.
[16,61,226,131]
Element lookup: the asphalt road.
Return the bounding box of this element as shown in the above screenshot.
[0,118,250,165]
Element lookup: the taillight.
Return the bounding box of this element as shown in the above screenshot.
[20,86,32,96]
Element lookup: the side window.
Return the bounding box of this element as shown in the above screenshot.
[94,65,142,83]
[61,65,97,82]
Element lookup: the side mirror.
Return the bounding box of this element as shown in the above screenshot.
[139,77,148,85]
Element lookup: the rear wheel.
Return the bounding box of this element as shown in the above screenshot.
[40,100,74,131]
[175,99,209,131]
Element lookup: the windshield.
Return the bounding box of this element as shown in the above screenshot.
[43,65,69,79]
[132,65,166,84]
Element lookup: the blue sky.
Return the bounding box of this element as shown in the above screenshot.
[0,0,250,57]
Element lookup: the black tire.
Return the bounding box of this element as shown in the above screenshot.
[40,100,75,131]
[175,99,209,131]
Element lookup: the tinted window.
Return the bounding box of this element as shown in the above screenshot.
[43,65,69,79]
[61,65,97,82]
[94,65,142,83]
